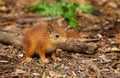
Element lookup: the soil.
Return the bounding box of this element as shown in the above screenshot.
[0,0,120,78]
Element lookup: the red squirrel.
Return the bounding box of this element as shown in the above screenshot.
[23,22,67,63]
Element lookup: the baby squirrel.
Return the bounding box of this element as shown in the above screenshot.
[23,22,67,63]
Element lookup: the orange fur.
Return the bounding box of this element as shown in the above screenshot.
[23,22,67,63]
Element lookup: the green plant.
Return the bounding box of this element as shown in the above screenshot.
[76,3,92,13]
[25,1,92,28]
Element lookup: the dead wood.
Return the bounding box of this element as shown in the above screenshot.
[0,30,23,48]
[0,30,98,54]
[59,38,98,54]
[17,16,62,24]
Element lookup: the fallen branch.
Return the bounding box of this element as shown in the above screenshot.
[0,30,98,54]
[17,16,63,24]
[59,38,98,54]
[0,30,23,48]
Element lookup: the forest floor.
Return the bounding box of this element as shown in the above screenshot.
[0,0,120,78]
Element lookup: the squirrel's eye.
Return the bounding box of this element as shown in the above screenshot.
[55,34,60,38]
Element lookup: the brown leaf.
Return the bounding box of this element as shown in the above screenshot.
[49,70,61,77]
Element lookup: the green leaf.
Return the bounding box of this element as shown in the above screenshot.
[25,1,92,28]
[69,17,77,28]
[76,3,92,13]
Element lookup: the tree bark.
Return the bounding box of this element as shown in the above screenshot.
[0,31,98,54]
[0,30,23,48]
[59,38,98,54]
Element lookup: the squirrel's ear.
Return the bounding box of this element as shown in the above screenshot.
[52,21,59,28]
[64,27,69,31]
[47,26,53,34]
